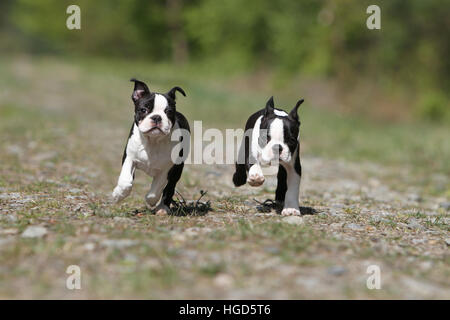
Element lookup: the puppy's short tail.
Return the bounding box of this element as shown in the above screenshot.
[232,163,247,187]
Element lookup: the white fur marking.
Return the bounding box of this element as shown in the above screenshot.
[251,115,263,161]
[274,109,288,117]
[270,118,284,141]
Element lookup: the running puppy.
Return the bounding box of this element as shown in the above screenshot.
[233,97,304,216]
[112,79,190,215]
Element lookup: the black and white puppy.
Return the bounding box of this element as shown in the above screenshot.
[112,79,190,215]
[233,97,304,216]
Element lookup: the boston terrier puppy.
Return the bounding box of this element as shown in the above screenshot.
[112,79,190,215]
[233,96,304,216]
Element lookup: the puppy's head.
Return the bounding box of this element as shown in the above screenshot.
[131,79,186,137]
[259,96,304,164]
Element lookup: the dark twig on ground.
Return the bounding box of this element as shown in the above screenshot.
[254,198,316,215]
[254,198,283,213]
[171,190,211,216]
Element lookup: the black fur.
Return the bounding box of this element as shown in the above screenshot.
[162,163,184,207]
[276,146,302,204]
[232,108,266,186]
[275,165,287,202]
[294,144,302,176]
[162,111,190,207]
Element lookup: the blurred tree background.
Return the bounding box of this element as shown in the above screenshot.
[1,0,448,122]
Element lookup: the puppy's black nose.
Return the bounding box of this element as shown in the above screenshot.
[151,115,162,123]
[272,144,283,155]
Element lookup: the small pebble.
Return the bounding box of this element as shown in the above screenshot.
[0,228,19,235]
[84,242,96,251]
[113,217,133,224]
[21,226,48,238]
[408,194,422,202]
[100,239,138,249]
[213,273,233,288]
[346,223,364,231]
[264,246,280,254]
[327,266,347,276]
[282,216,304,225]
[407,218,425,230]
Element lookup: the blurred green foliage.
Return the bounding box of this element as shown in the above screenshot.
[0,0,449,121]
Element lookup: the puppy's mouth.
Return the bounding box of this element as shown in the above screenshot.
[142,127,164,134]
[260,146,291,164]
[260,156,282,166]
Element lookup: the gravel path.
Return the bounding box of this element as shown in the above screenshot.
[1,152,448,299]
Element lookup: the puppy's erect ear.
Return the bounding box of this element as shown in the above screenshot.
[167,86,186,100]
[264,96,275,117]
[289,99,304,122]
[130,78,150,102]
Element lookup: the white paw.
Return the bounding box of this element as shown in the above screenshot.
[112,184,132,203]
[145,192,162,208]
[281,207,301,216]
[155,204,170,216]
[247,173,265,187]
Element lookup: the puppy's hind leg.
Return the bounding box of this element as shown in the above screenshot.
[281,149,301,216]
[145,170,169,210]
[275,164,287,209]
[157,163,184,215]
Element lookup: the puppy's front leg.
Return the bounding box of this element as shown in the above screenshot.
[281,164,301,216]
[112,157,135,203]
[247,163,265,187]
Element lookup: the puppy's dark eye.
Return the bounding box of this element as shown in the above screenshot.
[140,108,147,113]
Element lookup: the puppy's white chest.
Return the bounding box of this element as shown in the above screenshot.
[127,125,174,176]
[134,144,171,176]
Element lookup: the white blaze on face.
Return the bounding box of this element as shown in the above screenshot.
[138,94,173,136]
[261,118,291,164]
